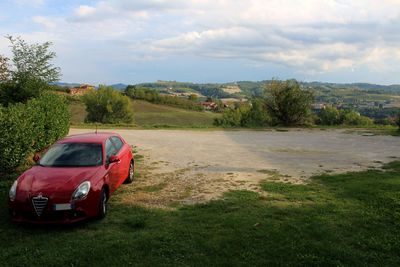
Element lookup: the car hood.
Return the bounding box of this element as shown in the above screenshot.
[17,165,102,196]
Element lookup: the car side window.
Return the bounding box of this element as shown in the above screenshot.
[111,136,123,153]
[105,138,117,162]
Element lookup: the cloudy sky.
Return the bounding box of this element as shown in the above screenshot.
[1,0,399,85]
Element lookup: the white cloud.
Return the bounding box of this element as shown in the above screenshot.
[5,0,400,82]
[14,0,44,6]
[32,16,56,29]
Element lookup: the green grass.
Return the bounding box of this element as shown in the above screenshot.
[132,100,220,127]
[1,162,400,266]
[69,99,221,128]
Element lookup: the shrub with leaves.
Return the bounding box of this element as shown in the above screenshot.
[83,86,133,124]
[0,93,70,172]
[0,103,35,171]
[29,92,70,150]
[265,80,314,126]
[341,110,373,126]
[214,99,270,127]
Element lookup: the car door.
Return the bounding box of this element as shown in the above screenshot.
[105,138,119,193]
[110,136,129,187]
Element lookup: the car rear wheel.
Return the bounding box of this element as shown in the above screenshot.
[124,160,134,184]
[97,188,107,219]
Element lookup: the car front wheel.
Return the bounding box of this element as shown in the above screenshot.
[97,188,107,219]
[124,160,134,184]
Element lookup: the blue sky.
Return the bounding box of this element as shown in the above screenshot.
[1,0,400,85]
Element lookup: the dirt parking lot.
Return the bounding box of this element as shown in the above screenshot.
[70,128,399,208]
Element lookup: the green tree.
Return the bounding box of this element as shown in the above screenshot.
[7,35,61,83]
[0,74,49,105]
[341,110,373,126]
[318,106,340,125]
[83,86,134,124]
[0,36,61,104]
[265,80,314,126]
[214,99,270,127]
[0,55,10,82]
[188,94,198,101]
[125,85,135,98]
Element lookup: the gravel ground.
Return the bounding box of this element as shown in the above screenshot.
[70,128,399,207]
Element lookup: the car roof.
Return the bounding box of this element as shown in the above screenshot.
[58,132,120,144]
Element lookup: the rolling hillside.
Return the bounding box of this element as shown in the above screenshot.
[69,99,221,128]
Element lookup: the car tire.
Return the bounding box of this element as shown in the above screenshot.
[124,160,134,184]
[97,188,107,219]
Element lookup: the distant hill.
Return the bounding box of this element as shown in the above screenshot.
[56,80,400,98]
[304,82,400,93]
[110,83,128,90]
[52,82,81,88]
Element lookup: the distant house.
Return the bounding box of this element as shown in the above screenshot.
[201,101,218,110]
[69,84,95,95]
[311,103,326,111]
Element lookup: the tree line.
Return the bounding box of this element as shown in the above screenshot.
[215,80,399,128]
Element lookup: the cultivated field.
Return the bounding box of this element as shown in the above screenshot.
[70,128,399,208]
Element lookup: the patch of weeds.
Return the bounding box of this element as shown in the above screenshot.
[138,183,167,193]
[382,161,400,171]
[134,154,144,162]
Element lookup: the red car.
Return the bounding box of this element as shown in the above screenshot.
[8,132,134,223]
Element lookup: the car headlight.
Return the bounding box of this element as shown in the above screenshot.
[72,181,91,201]
[9,180,18,201]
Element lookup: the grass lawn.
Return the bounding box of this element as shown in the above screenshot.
[0,162,399,266]
[132,100,220,128]
[69,99,221,128]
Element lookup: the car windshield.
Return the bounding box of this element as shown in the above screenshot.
[39,143,103,167]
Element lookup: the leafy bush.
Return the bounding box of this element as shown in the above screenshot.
[341,110,373,126]
[83,86,133,124]
[0,93,70,172]
[316,106,374,126]
[29,92,70,150]
[317,106,340,125]
[0,103,35,171]
[265,80,314,126]
[214,100,270,127]
[0,74,50,105]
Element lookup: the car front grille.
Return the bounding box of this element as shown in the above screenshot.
[32,196,48,217]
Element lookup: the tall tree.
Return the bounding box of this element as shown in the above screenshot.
[7,35,61,83]
[0,36,61,104]
[0,55,10,82]
[83,86,134,124]
[264,80,314,126]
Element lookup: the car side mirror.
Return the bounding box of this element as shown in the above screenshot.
[109,155,120,163]
[33,153,41,163]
